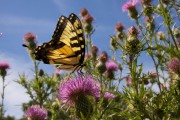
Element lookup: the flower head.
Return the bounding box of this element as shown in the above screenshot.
[0,62,10,78]
[82,14,94,24]
[24,32,36,42]
[85,53,92,59]
[0,62,10,70]
[157,31,165,40]
[176,38,180,46]
[98,51,108,63]
[167,58,180,74]
[126,76,133,86]
[104,92,116,99]
[58,75,100,105]
[105,60,118,72]
[25,105,47,120]
[115,22,125,32]
[122,0,138,12]
[0,33,2,37]
[23,32,37,50]
[79,8,89,17]
[54,69,61,77]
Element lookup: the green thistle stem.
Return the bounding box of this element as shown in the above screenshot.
[0,76,5,119]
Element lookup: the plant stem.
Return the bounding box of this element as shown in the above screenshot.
[1,76,5,119]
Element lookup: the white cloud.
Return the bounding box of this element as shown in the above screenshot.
[0,52,32,119]
[0,14,55,33]
[52,0,71,15]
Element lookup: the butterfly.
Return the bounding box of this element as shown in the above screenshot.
[34,13,85,72]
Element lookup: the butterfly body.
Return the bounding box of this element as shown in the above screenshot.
[34,13,85,71]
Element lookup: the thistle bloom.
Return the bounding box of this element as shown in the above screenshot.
[105,60,118,72]
[54,69,61,77]
[79,8,89,17]
[82,13,94,24]
[115,22,125,32]
[104,92,116,99]
[23,32,37,50]
[157,31,165,40]
[58,75,100,105]
[98,51,108,63]
[0,62,10,78]
[167,58,180,74]
[0,62,10,70]
[122,0,138,19]
[25,105,47,120]
[24,32,36,42]
[122,0,138,12]
[126,76,133,86]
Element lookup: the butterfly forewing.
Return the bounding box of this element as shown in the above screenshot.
[68,13,85,63]
[34,13,85,71]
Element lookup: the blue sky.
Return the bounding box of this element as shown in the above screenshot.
[0,0,156,119]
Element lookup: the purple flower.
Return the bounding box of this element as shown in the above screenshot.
[85,53,92,59]
[0,62,10,70]
[115,22,125,32]
[122,0,138,12]
[25,105,48,120]
[126,76,133,86]
[105,60,118,72]
[82,14,94,24]
[58,75,100,105]
[167,58,180,74]
[98,51,108,63]
[54,69,60,76]
[0,33,2,37]
[104,92,116,99]
[24,32,36,42]
[0,61,10,77]
[23,32,37,50]
[79,8,89,17]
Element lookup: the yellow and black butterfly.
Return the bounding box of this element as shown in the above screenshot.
[34,13,85,72]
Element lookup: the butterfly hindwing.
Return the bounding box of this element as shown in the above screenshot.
[34,13,85,71]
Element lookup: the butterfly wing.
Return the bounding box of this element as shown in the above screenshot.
[56,13,85,70]
[34,14,85,71]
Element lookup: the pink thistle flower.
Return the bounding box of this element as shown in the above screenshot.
[126,76,133,86]
[79,8,89,17]
[24,32,36,42]
[115,22,125,32]
[85,53,92,59]
[167,58,180,74]
[105,60,118,72]
[58,75,100,105]
[98,51,108,63]
[176,38,180,46]
[54,69,61,77]
[122,0,138,12]
[25,105,47,120]
[23,32,37,50]
[82,13,94,24]
[104,92,116,99]
[148,71,158,79]
[0,61,10,78]
[0,62,10,70]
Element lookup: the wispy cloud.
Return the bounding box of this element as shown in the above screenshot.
[0,14,55,33]
[0,52,32,119]
[52,0,69,15]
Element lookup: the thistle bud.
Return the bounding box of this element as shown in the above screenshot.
[173,28,180,38]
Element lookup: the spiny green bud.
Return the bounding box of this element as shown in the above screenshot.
[96,61,106,74]
[38,69,44,76]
